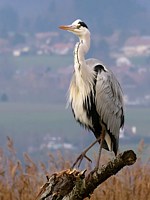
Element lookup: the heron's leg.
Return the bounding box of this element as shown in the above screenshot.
[95,129,105,171]
[71,136,101,169]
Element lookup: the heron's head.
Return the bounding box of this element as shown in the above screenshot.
[59,19,89,38]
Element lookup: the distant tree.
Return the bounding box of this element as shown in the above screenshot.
[34,15,50,32]
[74,0,144,35]
[0,5,19,37]
[11,33,26,45]
[22,17,32,33]
[1,93,8,102]
[89,39,111,64]
[0,56,15,80]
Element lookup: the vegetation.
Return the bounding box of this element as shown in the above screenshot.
[0,102,150,137]
[0,103,150,162]
[0,137,149,200]
[0,54,72,69]
[0,0,148,34]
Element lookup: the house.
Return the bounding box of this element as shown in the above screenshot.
[122,36,150,57]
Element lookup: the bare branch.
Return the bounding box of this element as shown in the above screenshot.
[36,150,137,200]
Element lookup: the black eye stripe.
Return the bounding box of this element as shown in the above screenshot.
[78,21,88,29]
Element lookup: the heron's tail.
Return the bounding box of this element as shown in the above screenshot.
[102,132,118,155]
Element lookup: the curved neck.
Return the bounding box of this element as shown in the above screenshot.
[74,33,90,71]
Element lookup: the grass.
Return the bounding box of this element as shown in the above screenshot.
[0,137,149,200]
[0,102,150,138]
[0,102,150,160]
[0,54,72,69]
[0,102,80,145]
[125,107,150,136]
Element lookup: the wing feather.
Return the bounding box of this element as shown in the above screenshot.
[95,68,124,151]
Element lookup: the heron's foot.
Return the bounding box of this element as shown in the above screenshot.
[71,151,92,169]
[71,137,102,169]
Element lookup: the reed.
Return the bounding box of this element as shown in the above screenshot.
[0,137,149,200]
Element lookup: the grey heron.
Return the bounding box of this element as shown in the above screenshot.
[59,19,124,169]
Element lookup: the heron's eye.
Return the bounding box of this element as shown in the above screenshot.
[77,24,81,29]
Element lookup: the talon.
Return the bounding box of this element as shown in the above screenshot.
[84,155,92,163]
[71,152,92,169]
[71,137,101,169]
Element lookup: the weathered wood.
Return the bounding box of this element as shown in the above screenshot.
[36,150,136,200]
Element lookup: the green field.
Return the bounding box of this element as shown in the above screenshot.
[0,102,80,143]
[0,54,72,69]
[125,107,150,136]
[0,102,149,138]
[0,102,149,159]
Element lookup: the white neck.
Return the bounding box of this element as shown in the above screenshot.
[69,31,95,107]
[74,33,90,71]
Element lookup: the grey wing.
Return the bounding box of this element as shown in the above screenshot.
[95,69,124,152]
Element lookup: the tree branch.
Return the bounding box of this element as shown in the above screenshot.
[36,150,136,200]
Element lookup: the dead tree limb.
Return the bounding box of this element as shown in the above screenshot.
[36,150,136,200]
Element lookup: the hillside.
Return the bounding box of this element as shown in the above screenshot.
[0,0,149,34]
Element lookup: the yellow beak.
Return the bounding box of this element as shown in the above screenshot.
[59,25,76,31]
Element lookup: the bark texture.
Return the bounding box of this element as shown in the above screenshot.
[36,150,137,200]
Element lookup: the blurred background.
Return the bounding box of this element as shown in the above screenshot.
[0,0,150,161]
